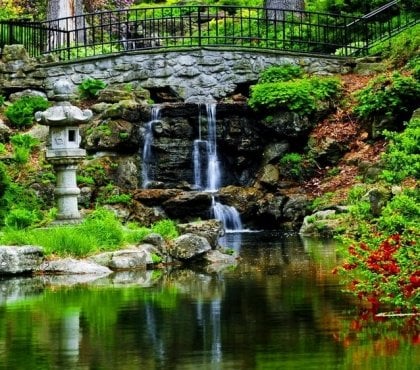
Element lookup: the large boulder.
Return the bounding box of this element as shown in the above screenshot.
[39,258,112,275]
[260,112,312,138]
[177,220,223,249]
[89,247,157,270]
[162,191,213,221]
[169,233,211,260]
[0,246,44,275]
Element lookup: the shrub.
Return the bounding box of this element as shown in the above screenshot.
[152,219,178,240]
[335,233,419,311]
[78,78,107,99]
[380,118,420,183]
[5,96,49,128]
[4,208,40,229]
[258,64,303,83]
[354,72,420,122]
[249,76,340,116]
[377,189,420,234]
[10,134,39,164]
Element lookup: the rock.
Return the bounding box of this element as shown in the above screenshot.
[0,119,12,141]
[142,233,165,249]
[9,89,47,102]
[39,258,112,275]
[260,112,312,137]
[218,186,265,216]
[262,141,290,164]
[90,248,154,270]
[299,210,339,237]
[128,200,167,227]
[202,249,237,265]
[177,220,223,249]
[133,189,183,206]
[83,119,138,152]
[0,246,44,275]
[282,195,310,224]
[367,188,391,217]
[259,164,280,189]
[162,191,213,221]
[1,44,30,62]
[255,193,286,228]
[169,233,211,260]
[26,123,49,144]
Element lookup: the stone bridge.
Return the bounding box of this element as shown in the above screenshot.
[0,45,353,103]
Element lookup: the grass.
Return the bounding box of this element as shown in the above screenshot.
[0,209,178,258]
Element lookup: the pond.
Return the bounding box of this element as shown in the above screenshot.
[0,232,418,370]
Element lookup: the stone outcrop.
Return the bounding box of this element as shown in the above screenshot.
[169,234,212,260]
[39,258,112,275]
[0,246,44,275]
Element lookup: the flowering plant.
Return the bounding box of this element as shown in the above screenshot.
[335,233,419,311]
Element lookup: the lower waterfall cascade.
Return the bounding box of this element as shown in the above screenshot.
[193,103,243,232]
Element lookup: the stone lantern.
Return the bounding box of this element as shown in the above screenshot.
[35,79,92,223]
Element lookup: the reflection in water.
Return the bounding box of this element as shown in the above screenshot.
[0,232,418,370]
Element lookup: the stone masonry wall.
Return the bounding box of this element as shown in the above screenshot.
[0,45,353,102]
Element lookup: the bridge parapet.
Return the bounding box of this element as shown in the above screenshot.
[39,48,353,102]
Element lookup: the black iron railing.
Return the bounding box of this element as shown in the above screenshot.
[0,2,418,61]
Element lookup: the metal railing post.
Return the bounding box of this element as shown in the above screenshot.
[198,8,202,47]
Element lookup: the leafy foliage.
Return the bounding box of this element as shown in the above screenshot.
[78,78,107,99]
[10,134,39,164]
[257,64,303,83]
[4,208,40,229]
[5,96,49,128]
[354,72,420,122]
[249,72,340,116]
[380,118,420,183]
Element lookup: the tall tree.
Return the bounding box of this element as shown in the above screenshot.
[47,0,84,46]
[264,0,305,21]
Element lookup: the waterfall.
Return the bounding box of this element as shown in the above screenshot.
[193,103,242,232]
[142,105,161,188]
[205,103,220,192]
[212,197,243,231]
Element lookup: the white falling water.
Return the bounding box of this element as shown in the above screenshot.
[205,103,221,192]
[142,105,161,188]
[193,103,242,232]
[212,197,243,231]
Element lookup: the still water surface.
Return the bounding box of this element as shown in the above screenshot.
[0,232,418,370]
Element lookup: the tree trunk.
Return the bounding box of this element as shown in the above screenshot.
[47,0,84,49]
[264,0,305,21]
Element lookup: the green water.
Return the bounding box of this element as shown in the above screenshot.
[0,232,418,370]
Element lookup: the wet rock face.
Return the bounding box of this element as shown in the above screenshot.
[140,103,265,188]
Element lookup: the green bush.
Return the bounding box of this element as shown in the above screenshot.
[258,64,303,83]
[5,96,49,128]
[152,219,178,240]
[5,209,40,229]
[354,72,420,122]
[380,118,420,183]
[78,78,107,99]
[377,189,420,234]
[10,134,39,164]
[249,76,340,116]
